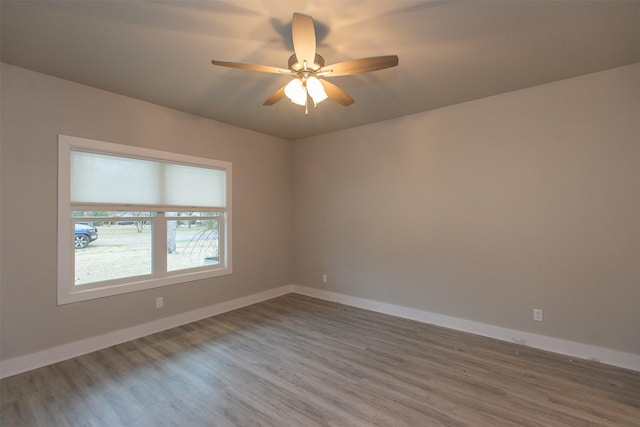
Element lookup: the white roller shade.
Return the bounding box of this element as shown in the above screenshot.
[71,151,226,207]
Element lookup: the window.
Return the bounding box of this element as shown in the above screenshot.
[58,135,232,304]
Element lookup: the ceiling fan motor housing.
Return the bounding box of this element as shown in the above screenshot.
[288,54,325,72]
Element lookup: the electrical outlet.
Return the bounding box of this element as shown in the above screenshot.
[156,297,164,309]
[322,273,328,283]
[533,308,543,322]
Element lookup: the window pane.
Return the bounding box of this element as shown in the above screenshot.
[167,216,220,272]
[74,218,153,285]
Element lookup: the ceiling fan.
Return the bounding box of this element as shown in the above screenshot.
[211,12,399,115]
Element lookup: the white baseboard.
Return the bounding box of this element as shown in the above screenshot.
[291,285,640,372]
[0,285,294,379]
[3,283,638,378]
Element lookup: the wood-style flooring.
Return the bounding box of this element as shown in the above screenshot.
[2,293,639,426]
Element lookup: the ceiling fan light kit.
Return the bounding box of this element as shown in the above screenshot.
[285,75,327,106]
[211,12,398,115]
[284,78,306,106]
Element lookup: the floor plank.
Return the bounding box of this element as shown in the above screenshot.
[2,293,639,426]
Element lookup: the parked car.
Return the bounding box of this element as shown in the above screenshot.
[75,223,98,249]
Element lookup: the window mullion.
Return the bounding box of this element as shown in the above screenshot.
[154,212,168,276]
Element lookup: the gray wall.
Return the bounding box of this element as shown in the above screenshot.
[2,62,638,363]
[0,63,293,360]
[293,64,640,354]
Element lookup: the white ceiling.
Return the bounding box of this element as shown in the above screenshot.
[2,1,639,141]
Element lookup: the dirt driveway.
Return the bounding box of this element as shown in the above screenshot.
[75,224,218,284]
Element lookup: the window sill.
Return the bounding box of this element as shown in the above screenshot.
[57,266,232,305]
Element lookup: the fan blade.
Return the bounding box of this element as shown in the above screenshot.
[292,13,316,68]
[320,79,354,106]
[211,59,290,74]
[263,85,287,105]
[319,55,398,77]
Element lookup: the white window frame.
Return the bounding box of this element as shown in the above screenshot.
[57,135,232,304]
